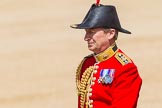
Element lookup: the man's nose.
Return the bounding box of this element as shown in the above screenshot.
[84,33,90,41]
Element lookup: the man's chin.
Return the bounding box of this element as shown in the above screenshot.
[88,47,95,52]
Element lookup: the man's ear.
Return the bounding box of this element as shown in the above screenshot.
[107,29,116,40]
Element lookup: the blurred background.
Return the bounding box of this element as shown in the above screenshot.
[0,0,162,108]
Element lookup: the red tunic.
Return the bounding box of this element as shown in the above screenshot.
[76,45,142,108]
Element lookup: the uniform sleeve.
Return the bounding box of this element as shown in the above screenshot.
[111,63,142,108]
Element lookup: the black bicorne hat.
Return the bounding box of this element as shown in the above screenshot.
[71,4,131,34]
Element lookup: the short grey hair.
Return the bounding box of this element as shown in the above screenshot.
[104,29,118,40]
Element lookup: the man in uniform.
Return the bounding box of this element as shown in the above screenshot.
[71,1,142,108]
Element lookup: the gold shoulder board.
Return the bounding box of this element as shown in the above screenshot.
[115,52,132,65]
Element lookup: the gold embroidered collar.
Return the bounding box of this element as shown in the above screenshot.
[94,44,118,62]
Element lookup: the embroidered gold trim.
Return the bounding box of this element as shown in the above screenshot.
[95,43,118,62]
[76,59,85,95]
[79,66,94,108]
[76,60,94,108]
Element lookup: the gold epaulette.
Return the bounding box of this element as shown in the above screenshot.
[115,52,132,65]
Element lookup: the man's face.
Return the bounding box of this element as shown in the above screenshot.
[84,28,110,54]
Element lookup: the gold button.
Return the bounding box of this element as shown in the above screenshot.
[88,93,92,97]
[95,65,99,69]
[91,82,95,85]
[93,70,97,74]
[93,77,96,81]
[90,100,93,103]
[89,104,93,108]
[89,88,92,92]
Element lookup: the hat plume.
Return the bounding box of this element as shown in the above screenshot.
[96,0,100,5]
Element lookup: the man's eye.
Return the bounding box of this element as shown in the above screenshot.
[85,30,96,34]
[91,30,96,33]
[91,30,95,33]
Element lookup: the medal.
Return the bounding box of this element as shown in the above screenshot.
[98,69,115,84]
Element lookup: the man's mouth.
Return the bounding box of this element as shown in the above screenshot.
[87,41,95,46]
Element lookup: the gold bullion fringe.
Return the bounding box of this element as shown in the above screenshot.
[76,59,85,95]
[76,64,94,108]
